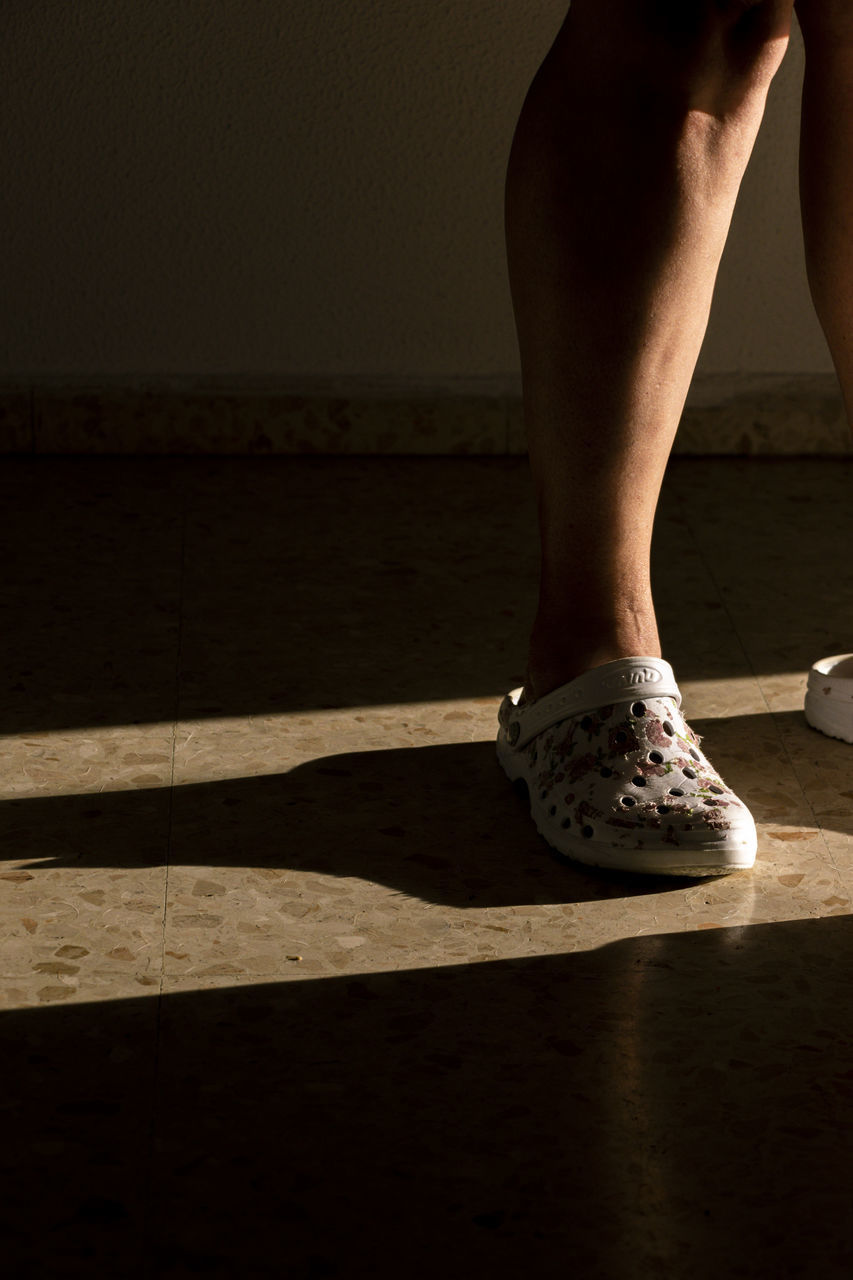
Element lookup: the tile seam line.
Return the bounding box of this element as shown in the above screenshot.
[140,496,188,1266]
[162,501,188,983]
[681,484,840,879]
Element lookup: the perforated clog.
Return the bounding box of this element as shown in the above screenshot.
[497,656,757,876]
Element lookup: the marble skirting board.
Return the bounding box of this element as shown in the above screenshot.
[0,373,849,455]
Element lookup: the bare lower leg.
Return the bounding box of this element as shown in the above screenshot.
[507,0,792,700]
[797,3,853,417]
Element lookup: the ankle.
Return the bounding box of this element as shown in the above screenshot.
[524,610,661,702]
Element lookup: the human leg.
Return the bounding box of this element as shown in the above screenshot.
[501,0,796,873]
[506,0,795,701]
[795,1,853,742]
[797,0,853,418]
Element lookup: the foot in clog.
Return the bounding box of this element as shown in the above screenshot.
[497,656,757,876]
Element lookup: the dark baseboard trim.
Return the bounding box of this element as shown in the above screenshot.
[0,373,847,455]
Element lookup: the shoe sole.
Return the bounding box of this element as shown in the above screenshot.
[499,742,756,878]
[804,697,853,745]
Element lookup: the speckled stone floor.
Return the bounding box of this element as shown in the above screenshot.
[3,455,853,1278]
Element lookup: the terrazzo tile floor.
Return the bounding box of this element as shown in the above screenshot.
[3,454,853,1277]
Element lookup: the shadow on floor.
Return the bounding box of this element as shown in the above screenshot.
[3,915,852,1278]
[5,456,853,734]
[8,706,844,906]
[2,740,691,907]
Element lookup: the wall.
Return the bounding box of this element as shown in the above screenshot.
[0,1,833,386]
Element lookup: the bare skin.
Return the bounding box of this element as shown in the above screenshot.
[507,0,849,702]
[798,1,853,420]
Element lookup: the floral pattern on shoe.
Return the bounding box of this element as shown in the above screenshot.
[497,659,757,874]
[525,696,745,850]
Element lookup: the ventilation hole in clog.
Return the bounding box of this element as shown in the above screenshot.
[709,784,724,795]
[561,817,571,829]
[703,798,719,807]
[620,796,636,808]
[614,730,628,745]
[648,751,664,765]
[549,804,557,817]
[631,701,646,717]
[669,787,685,797]
[663,720,674,736]
[689,748,701,762]
[600,766,613,778]
[540,789,548,800]
[632,775,647,787]
[657,804,671,815]
[582,825,594,839]
[580,716,592,731]
[683,767,697,780]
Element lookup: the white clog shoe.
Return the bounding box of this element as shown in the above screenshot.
[805,654,853,744]
[497,656,757,876]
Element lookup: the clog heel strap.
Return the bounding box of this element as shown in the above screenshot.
[502,656,682,751]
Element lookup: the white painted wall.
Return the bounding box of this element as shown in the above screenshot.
[0,1,833,379]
